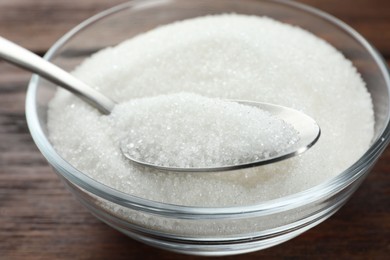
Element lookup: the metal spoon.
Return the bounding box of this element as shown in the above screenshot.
[0,36,320,172]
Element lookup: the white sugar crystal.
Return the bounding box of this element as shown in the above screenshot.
[48,14,374,208]
[114,92,299,168]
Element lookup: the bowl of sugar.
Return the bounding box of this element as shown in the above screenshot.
[26,0,390,256]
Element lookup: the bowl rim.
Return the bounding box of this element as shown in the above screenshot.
[25,0,390,219]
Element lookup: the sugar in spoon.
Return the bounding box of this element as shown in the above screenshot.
[0,36,320,172]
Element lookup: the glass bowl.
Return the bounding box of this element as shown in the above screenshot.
[25,0,390,256]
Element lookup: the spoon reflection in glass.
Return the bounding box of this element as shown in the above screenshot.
[0,36,320,172]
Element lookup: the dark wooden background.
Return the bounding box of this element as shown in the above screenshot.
[0,0,389,259]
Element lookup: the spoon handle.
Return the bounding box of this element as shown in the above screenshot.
[0,36,115,114]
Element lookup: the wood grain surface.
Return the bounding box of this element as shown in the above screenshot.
[0,0,389,259]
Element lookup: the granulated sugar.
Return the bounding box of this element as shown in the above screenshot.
[48,14,374,206]
[115,92,299,168]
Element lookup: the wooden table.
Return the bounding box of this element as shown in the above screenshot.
[0,0,389,259]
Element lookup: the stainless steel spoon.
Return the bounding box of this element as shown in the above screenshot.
[0,36,320,172]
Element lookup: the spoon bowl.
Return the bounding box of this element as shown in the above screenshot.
[121,100,321,172]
